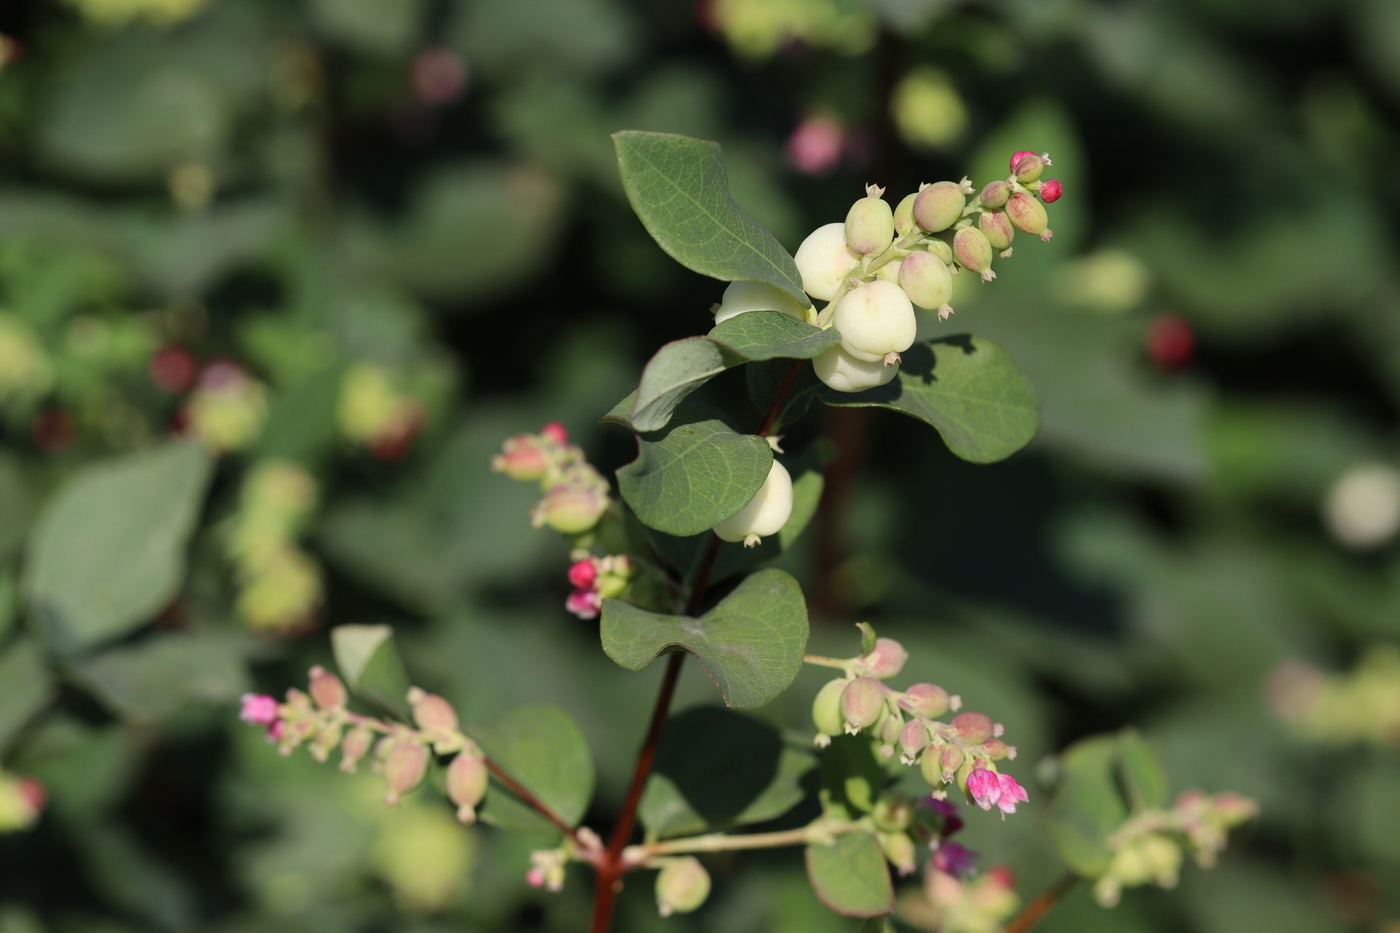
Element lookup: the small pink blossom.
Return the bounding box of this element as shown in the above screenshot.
[985,865,1016,889]
[967,768,1001,810]
[565,588,602,619]
[1041,179,1063,203]
[267,719,286,743]
[526,867,546,889]
[786,115,845,175]
[240,693,280,726]
[994,772,1029,814]
[540,422,569,445]
[932,840,977,877]
[568,558,598,589]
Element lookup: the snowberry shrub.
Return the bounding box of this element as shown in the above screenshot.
[242,132,1252,933]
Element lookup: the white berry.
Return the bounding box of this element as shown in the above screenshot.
[813,344,899,393]
[714,280,810,325]
[794,222,860,302]
[713,459,793,547]
[831,280,916,363]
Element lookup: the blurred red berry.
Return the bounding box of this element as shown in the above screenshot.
[32,410,75,453]
[1147,313,1194,371]
[410,47,466,106]
[150,345,197,393]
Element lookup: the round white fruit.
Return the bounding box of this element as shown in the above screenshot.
[794,222,860,302]
[812,344,899,393]
[713,459,793,547]
[831,280,916,363]
[714,280,810,325]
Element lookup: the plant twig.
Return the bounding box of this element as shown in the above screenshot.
[1003,872,1079,933]
[621,819,861,864]
[802,653,850,669]
[758,358,805,438]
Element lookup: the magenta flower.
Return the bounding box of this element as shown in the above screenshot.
[994,772,1029,814]
[565,587,602,619]
[966,768,1001,810]
[568,558,598,589]
[239,693,280,726]
[540,422,569,445]
[932,840,977,877]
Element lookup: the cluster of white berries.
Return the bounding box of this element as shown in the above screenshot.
[712,151,1062,395]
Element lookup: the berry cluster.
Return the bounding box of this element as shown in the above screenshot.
[225,460,322,634]
[716,151,1064,395]
[810,627,1029,815]
[492,422,610,538]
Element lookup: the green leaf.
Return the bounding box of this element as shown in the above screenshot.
[24,441,213,653]
[472,704,594,836]
[601,568,808,709]
[1117,728,1169,811]
[639,707,816,838]
[805,831,894,917]
[818,734,888,818]
[821,336,1039,464]
[612,130,806,305]
[332,624,411,718]
[628,313,838,432]
[72,632,250,723]
[611,396,773,537]
[1047,734,1131,877]
[0,639,53,750]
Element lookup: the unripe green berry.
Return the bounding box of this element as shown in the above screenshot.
[893,192,918,237]
[308,665,348,710]
[899,719,928,759]
[408,687,459,734]
[1013,153,1045,183]
[899,682,950,717]
[713,459,793,548]
[383,740,428,805]
[845,184,895,255]
[912,181,966,233]
[978,210,1015,252]
[941,743,965,775]
[926,239,954,266]
[340,724,373,773]
[874,796,912,832]
[860,637,909,679]
[812,677,849,737]
[794,222,860,301]
[714,280,809,325]
[446,748,488,824]
[898,250,953,313]
[1005,191,1051,239]
[954,227,996,281]
[981,179,1011,209]
[813,345,899,393]
[878,831,917,876]
[920,744,946,786]
[978,738,1012,761]
[952,711,994,744]
[841,676,889,734]
[832,281,916,363]
[533,484,607,535]
[656,856,711,916]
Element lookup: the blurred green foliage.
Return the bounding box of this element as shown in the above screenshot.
[0,0,1398,930]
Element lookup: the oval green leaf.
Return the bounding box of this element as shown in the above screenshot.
[24,441,213,653]
[472,704,594,836]
[611,396,772,537]
[613,130,807,306]
[805,830,894,917]
[821,335,1039,464]
[331,624,411,718]
[600,568,808,709]
[1046,734,1132,877]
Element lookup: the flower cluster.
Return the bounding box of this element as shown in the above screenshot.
[225,459,322,634]
[492,422,610,538]
[713,151,1064,395]
[337,362,427,460]
[239,668,489,821]
[810,626,1029,815]
[0,770,46,834]
[565,554,636,619]
[1092,790,1258,908]
[1269,647,1400,749]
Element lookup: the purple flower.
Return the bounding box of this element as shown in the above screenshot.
[239,693,280,726]
[932,841,977,877]
[966,768,1001,811]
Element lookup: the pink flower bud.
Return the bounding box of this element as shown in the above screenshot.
[841,677,889,734]
[532,483,607,535]
[978,210,1015,252]
[787,114,845,176]
[446,749,489,824]
[540,422,569,445]
[1040,179,1063,203]
[952,712,994,744]
[940,743,965,776]
[862,637,909,679]
[17,777,46,823]
[565,587,602,619]
[239,693,280,726]
[340,725,373,773]
[994,772,1028,814]
[526,867,547,888]
[899,683,950,717]
[966,768,1001,810]
[492,435,551,482]
[985,865,1016,889]
[567,558,598,589]
[308,666,348,710]
[978,738,1015,761]
[912,181,966,233]
[408,688,459,734]
[954,227,995,281]
[899,719,929,758]
[1005,191,1050,239]
[980,180,1011,210]
[383,741,428,805]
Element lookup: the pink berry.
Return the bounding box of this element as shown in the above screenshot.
[1041,179,1063,203]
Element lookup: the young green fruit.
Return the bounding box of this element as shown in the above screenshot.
[812,677,850,739]
[841,676,889,734]
[1005,191,1052,240]
[794,222,861,301]
[898,250,953,317]
[978,209,1015,253]
[831,280,916,363]
[845,184,895,255]
[446,748,488,824]
[912,180,965,233]
[813,344,899,393]
[926,238,954,266]
[656,857,711,916]
[713,280,810,325]
[980,179,1011,209]
[954,227,996,281]
[712,459,793,547]
[893,191,919,236]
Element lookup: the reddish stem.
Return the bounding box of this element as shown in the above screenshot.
[759,359,805,438]
[1003,872,1079,933]
[483,757,584,846]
